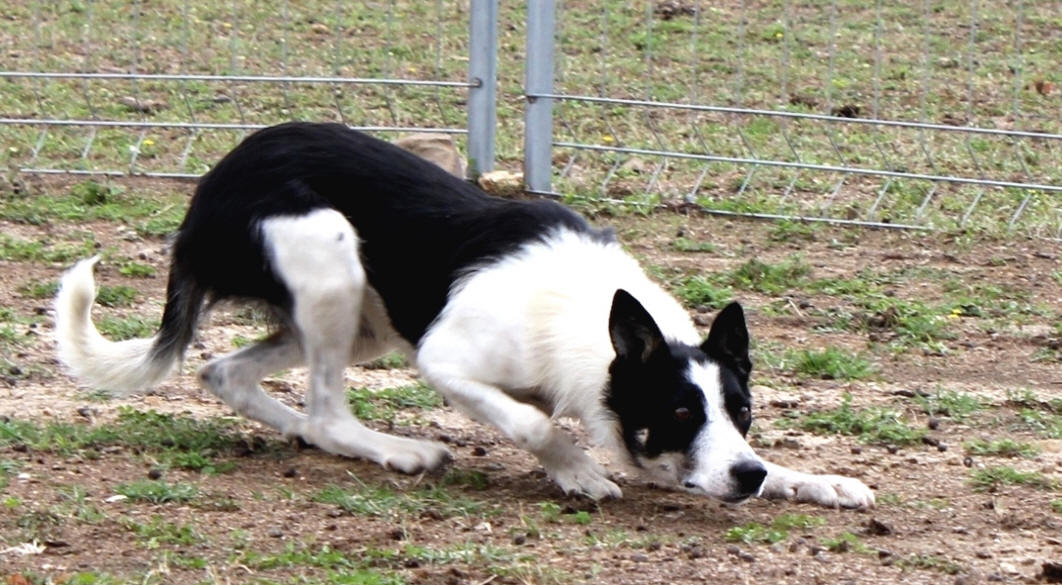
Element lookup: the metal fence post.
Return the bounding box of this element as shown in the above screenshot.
[467,0,498,179]
[524,0,556,193]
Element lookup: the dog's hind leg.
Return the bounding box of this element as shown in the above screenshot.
[261,208,451,474]
[198,330,307,436]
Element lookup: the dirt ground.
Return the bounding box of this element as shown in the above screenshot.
[2,177,1062,585]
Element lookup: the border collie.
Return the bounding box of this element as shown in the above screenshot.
[55,122,873,508]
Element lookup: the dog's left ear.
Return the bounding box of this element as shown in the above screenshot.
[701,302,752,379]
[609,289,665,363]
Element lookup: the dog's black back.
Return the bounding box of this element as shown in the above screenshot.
[169,122,608,346]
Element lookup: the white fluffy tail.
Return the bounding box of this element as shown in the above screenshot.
[54,257,176,394]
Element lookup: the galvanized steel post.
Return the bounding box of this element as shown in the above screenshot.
[467,0,498,179]
[524,0,556,193]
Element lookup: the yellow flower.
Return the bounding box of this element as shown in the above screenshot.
[602,135,615,144]
[143,139,155,147]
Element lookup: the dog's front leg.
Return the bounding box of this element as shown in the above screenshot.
[420,367,621,500]
[758,460,875,509]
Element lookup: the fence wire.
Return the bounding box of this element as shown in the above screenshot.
[0,0,482,179]
[533,0,1062,237]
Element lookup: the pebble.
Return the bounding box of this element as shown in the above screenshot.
[928,417,941,430]
[865,518,893,536]
[512,534,526,545]
[850,446,862,455]
[282,467,298,478]
[938,443,948,452]
[631,553,649,562]
[964,456,974,468]
[472,446,488,457]
[147,468,163,480]
[886,445,900,455]
[268,528,283,538]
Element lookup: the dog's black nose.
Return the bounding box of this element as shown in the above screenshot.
[730,460,767,495]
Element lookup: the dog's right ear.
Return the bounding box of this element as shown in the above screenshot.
[609,289,665,363]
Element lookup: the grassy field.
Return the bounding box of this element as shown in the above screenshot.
[2,1,1062,584]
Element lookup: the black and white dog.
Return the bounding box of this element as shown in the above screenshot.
[55,122,873,508]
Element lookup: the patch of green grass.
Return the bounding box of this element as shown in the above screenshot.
[767,220,819,243]
[441,468,490,491]
[347,383,442,423]
[725,513,825,545]
[727,256,811,294]
[785,347,876,380]
[1052,500,1062,513]
[897,554,962,575]
[913,390,985,421]
[673,275,733,309]
[122,515,204,547]
[118,261,157,278]
[95,285,139,307]
[313,478,488,520]
[969,466,1058,493]
[71,180,125,206]
[242,544,406,584]
[363,351,409,370]
[861,297,955,353]
[964,438,1039,458]
[96,315,158,340]
[672,237,718,253]
[783,393,925,445]
[0,233,97,264]
[822,531,869,553]
[0,408,258,473]
[18,279,60,299]
[1016,409,1062,439]
[115,480,199,504]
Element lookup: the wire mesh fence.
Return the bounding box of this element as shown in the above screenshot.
[0,0,493,179]
[527,0,1062,237]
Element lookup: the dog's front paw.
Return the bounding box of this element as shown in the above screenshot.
[762,463,874,509]
[787,474,874,509]
[382,440,453,475]
[548,462,623,501]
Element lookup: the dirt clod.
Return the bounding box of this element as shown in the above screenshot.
[865,518,893,536]
[1041,562,1062,583]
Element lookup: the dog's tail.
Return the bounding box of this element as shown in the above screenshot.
[54,256,204,394]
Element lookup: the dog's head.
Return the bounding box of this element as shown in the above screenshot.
[605,289,766,503]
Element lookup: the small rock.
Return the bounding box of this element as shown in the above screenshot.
[975,550,992,559]
[472,446,488,457]
[512,534,526,545]
[877,548,893,559]
[268,528,284,538]
[147,468,163,480]
[938,443,948,452]
[964,456,974,468]
[1041,561,1062,583]
[389,528,406,541]
[76,406,97,420]
[282,467,298,478]
[686,546,705,560]
[928,417,941,430]
[851,446,863,455]
[631,553,649,562]
[922,436,940,447]
[403,558,420,568]
[886,445,900,455]
[999,562,1017,574]
[865,518,893,536]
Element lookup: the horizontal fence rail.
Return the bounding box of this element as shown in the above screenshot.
[0,0,495,180]
[527,0,1062,238]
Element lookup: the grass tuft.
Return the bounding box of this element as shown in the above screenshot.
[969,466,1058,493]
[785,393,924,445]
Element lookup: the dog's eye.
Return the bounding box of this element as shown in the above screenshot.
[738,406,751,422]
[674,407,691,421]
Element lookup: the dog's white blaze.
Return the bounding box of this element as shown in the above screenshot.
[683,360,763,499]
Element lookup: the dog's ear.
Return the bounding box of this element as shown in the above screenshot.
[609,289,665,363]
[701,302,751,379]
